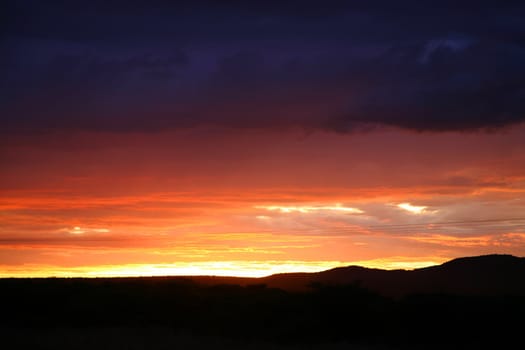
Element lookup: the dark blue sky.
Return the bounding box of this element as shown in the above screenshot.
[2,1,525,277]
[2,0,525,133]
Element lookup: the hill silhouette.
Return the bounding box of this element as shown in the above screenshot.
[261,254,525,296]
[1,254,524,349]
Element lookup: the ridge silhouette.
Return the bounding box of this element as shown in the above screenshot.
[260,254,525,296]
[1,254,524,348]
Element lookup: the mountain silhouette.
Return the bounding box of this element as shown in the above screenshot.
[2,254,524,348]
[260,254,525,296]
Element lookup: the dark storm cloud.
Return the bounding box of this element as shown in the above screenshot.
[2,0,525,133]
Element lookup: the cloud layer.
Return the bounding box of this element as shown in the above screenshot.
[2,0,525,133]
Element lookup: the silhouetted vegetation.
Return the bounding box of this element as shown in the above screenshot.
[1,277,523,348]
[1,256,524,348]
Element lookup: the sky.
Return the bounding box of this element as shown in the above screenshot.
[1,0,525,277]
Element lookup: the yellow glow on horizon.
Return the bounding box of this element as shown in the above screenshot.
[0,258,445,278]
[349,257,447,270]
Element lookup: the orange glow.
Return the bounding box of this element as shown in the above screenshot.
[255,204,363,214]
[0,257,448,278]
[1,127,525,277]
[396,203,430,214]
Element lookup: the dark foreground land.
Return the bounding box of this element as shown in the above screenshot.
[1,254,524,349]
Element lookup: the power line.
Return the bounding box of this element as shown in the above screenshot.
[365,217,525,229]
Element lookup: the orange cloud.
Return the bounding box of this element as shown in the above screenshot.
[1,126,525,276]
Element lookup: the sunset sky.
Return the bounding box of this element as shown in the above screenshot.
[2,1,525,277]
